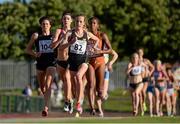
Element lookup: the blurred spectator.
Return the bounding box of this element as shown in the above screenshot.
[22,84,32,113]
[22,84,32,96]
[51,79,63,108]
[172,61,180,83]
[172,60,180,115]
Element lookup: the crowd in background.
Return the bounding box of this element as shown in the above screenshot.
[127,48,180,117]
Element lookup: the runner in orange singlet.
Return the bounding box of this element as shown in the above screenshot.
[87,17,112,117]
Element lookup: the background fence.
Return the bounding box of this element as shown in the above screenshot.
[0,60,128,90]
[0,60,128,113]
[0,60,36,89]
[0,94,44,113]
[0,60,180,115]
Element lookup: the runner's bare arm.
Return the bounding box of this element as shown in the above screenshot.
[87,32,102,54]
[101,33,112,54]
[25,33,41,58]
[58,31,73,50]
[87,32,99,46]
[107,50,118,71]
[126,63,133,75]
[146,59,154,76]
[50,29,61,49]
[109,50,118,65]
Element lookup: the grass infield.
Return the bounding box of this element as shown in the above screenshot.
[0,115,180,123]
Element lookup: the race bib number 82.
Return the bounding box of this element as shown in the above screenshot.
[70,40,87,54]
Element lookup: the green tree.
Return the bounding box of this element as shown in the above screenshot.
[166,0,180,62]
[108,0,172,61]
[0,2,28,60]
[0,0,179,61]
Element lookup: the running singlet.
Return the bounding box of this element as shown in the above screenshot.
[153,70,164,80]
[130,66,143,76]
[35,34,55,61]
[69,31,88,55]
[68,30,89,71]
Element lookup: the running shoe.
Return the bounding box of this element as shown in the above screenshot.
[143,102,147,112]
[75,112,80,118]
[133,111,138,116]
[42,110,48,117]
[64,102,69,112]
[157,112,161,117]
[90,109,96,115]
[76,102,83,114]
[68,99,74,114]
[167,110,171,116]
[42,107,48,117]
[98,112,104,117]
[104,94,109,101]
[160,112,163,116]
[141,111,144,116]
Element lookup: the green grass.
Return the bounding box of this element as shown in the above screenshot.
[0,116,180,123]
[0,89,38,96]
[104,88,131,112]
[1,88,180,123]
[0,89,22,95]
[0,90,44,113]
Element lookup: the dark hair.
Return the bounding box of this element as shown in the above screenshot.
[62,11,72,18]
[88,16,100,30]
[39,16,53,25]
[88,16,100,25]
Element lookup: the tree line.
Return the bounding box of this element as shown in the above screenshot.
[0,0,179,62]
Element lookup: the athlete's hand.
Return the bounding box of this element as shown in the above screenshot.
[50,42,59,49]
[94,48,102,55]
[107,62,113,72]
[68,36,76,45]
[150,77,154,81]
[35,52,41,58]
[89,48,95,53]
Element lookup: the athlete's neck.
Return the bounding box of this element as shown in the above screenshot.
[63,25,71,32]
[75,28,84,37]
[139,56,143,62]
[92,29,98,35]
[132,61,139,66]
[42,30,50,35]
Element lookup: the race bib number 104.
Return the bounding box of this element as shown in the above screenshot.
[39,40,53,53]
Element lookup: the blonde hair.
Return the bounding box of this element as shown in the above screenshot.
[75,14,87,29]
[154,60,162,66]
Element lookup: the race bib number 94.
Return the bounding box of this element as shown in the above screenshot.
[39,40,53,53]
[70,40,87,54]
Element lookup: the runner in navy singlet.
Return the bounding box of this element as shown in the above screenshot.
[26,16,56,117]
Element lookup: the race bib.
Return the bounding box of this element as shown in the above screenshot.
[70,39,87,54]
[39,40,53,53]
[131,66,142,75]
